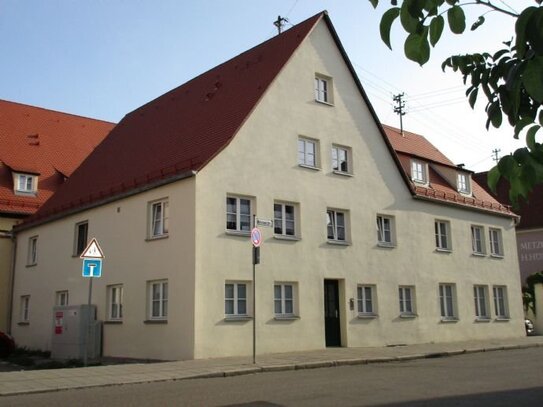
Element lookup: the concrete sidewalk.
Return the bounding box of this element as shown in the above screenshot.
[1,336,543,396]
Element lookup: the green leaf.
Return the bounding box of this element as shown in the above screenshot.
[492,49,509,62]
[471,16,485,31]
[515,7,537,58]
[447,5,466,34]
[404,31,430,66]
[514,117,534,139]
[523,57,543,102]
[539,110,543,126]
[369,0,379,8]
[487,101,503,128]
[400,0,420,34]
[526,125,542,151]
[429,16,444,47]
[380,7,401,49]
[468,87,478,108]
[487,166,501,193]
[526,8,543,55]
[498,154,517,177]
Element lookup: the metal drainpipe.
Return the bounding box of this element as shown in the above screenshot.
[7,231,16,335]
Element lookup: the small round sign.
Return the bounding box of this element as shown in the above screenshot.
[251,227,262,247]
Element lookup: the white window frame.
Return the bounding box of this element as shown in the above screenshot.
[15,173,36,194]
[225,282,250,318]
[149,199,169,238]
[274,202,297,238]
[489,228,504,257]
[226,195,253,234]
[439,284,457,321]
[474,285,490,320]
[331,145,352,174]
[411,160,428,184]
[357,285,377,317]
[148,280,168,320]
[55,290,69,306]
[107,284,123,321]
[457,173,471,194]
[274,283,297,318]
[471,225,485,255]
[20,295,30,322]
[27,235,38,266]
[376,215,395,247]
[298,137,319,168]
[74,221,88,256]
[326,209,348,243]
[435,220,451,251]
[314,74,332,104]
[399,286,416,317]
[493,286,509,320]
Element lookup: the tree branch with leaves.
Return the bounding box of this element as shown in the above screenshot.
[369,0,543,205]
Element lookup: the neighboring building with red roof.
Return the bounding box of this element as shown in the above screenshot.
[9,12,525,361]
[0,100,114,332]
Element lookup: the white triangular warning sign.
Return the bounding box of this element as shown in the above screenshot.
[80,238,105,259]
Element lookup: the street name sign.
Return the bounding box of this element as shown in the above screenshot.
[256,218,273,228]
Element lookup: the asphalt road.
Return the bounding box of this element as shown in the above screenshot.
[3,347,543,406]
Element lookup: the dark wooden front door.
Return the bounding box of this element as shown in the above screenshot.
[324,279,341,347]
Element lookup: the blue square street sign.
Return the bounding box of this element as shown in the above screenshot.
[82,258,102,278]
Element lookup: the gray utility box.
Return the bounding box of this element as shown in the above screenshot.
[51,304,102,360]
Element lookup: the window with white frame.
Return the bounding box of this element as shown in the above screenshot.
[435,220,451,251]
[331,145,351,174]
[74,221,88,256]
[298,137,318,168]
[493,286,509,319]
[148,280,168,320]
[411,160,427,184]
[474,285,490,319]
[149,199,169,238]
[56,291,69,306]
[225,282,249,317]
[274,202,296,237]
[274,283,296,317]
[357,285,376,315]
[471,225,485,255]
[399,286,416,316]
[27,236,38,266]
[107,284,123,320]
[20,295,30,322]
[376,215,394,246]
[489,228,504,257]
[439,284,457,320]
[314,75,331,103]
[327,209,347,242]
[457,173,471,194]
[226,196,252,233]
[15,173,36,193]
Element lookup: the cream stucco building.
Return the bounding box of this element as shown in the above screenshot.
[10,12,524,361]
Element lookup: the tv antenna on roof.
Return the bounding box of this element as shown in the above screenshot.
[274,15,288,34]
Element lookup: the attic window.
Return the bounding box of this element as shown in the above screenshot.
[410,160,427,184]
[15,173,37,194]
[315,74,333,105]
[457,173,471,195]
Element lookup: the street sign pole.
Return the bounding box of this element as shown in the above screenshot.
[252,246,256,365]
[83,276,93,367]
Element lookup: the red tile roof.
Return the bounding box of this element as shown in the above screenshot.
[0,100,114,216]
[24,12,324,225]
[383,125,515,217]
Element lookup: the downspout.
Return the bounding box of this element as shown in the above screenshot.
[7,231,17,335]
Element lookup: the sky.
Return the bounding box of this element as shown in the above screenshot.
[0,0,526,172]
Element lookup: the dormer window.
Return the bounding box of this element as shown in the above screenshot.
[14,173,37,194]
[410,160,427,184]
[457,173,471,194]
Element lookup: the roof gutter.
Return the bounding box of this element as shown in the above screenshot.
[14,170,197,233]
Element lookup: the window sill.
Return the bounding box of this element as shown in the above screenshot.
[274,315,300,321]
[104,320,123,324]
[332,170,353,177]
[400,313,418,319]
[435,248,452,254]
[412,179,429,187]
[143,319,168,324]
[224,315,252,322]
[17,321,29,326]
[495,317,510,322]
[377,242,395,249]
[471,252,486,257]
[314,99,334,107]
[475,317,491,323]
[357,313,378,319]
[225,230,251,237]
[490,254,504,259]
[298,164,320,171]
[327,240,351,246]
[14,191,37,197]
[145,234,169,242]
[440,317,459,323]
[25,263,37,268]
[273,235,300,241]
